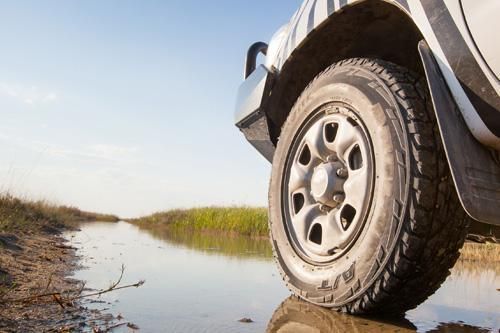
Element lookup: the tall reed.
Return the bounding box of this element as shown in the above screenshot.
[129,207,268,237]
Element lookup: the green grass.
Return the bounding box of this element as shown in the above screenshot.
[128,206,268,237]
[0,194,119,233]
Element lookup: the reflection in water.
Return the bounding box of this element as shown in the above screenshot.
[407,257,499,331]
[452,258,500,278]
[267,296,415,332]
[68,222,288,333]
[267,297,493,333]
[136,224,273,260]
[67,222,499,333]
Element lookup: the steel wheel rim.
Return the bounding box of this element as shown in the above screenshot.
[283,104,374,263]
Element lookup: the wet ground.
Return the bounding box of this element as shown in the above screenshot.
[66,222,499,332]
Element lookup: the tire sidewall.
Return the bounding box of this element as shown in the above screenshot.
[269,64,410,306]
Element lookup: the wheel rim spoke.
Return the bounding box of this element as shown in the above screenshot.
[292,203,322,245]
[343,167,368,211]
[331,120,363,162]
[288,162,311,193]
[303,120,329,161]
[314,211,346,254]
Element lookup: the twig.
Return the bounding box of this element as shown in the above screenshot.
[107,264,124,291]
[52,294,65,309]
[67,264,144,301]
[103,322,128,332]
[48,315,125,333]
[4,264,144,304]
[77,280,87,296]
[44,273,54,292]
[69,280,145,301]
[5,288,80,303]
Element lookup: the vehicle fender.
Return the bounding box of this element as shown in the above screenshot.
[418,40,500,225]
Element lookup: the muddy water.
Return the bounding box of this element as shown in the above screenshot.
[66,222,499,332]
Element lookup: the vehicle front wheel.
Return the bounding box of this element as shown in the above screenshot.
[269,58,469,314]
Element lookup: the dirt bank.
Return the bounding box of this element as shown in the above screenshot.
[0,229,128,332]
[0,194,129,332]
[1,231,80,332]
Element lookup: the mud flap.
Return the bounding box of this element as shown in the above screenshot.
[418,40,500,225]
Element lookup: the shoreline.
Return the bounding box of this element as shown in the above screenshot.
[0,227,125,332]
[0,229,85,332]
[0,194,124,332]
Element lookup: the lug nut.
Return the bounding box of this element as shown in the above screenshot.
[336,168,348,178]
[333,193,345,203]
[327,154,338,162]
[319,204,332,213]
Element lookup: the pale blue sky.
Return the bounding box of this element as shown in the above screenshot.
[0,0,302,217]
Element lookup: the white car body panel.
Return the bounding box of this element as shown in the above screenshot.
[265,0,500,149]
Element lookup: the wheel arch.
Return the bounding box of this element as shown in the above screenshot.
[266,1,424,142]
[262,0,500,225]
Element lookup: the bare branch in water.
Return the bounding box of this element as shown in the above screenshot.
[69,280,145,301]
[4,264,144,305]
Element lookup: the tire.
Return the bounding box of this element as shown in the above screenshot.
[268,58,469,314]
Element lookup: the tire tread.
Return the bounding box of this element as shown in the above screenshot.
[271,58,469,314]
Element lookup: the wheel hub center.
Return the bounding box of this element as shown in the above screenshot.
[310,162,345,208]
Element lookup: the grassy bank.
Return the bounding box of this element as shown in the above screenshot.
[129,206,268,237]
[0,194,119,233]
[0,195,121,331]
[460,242,499,262]
[130,207,499,263]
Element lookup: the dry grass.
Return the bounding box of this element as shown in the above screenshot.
[128,206,268,237]
[459,242,499,262]
[0,194,119,233]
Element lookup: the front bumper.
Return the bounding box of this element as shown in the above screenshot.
[234,43,276,163]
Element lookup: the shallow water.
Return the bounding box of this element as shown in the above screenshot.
[66,222,499,332]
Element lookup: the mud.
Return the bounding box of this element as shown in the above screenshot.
[0,231,112,332]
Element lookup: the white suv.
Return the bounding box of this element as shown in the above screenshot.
[235,0,499,314]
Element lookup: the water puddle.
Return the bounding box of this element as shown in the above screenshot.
[66,222,499,332]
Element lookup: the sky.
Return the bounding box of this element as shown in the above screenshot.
[0,0,303,217]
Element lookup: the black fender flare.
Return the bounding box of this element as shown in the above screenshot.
[418,40,500,225]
